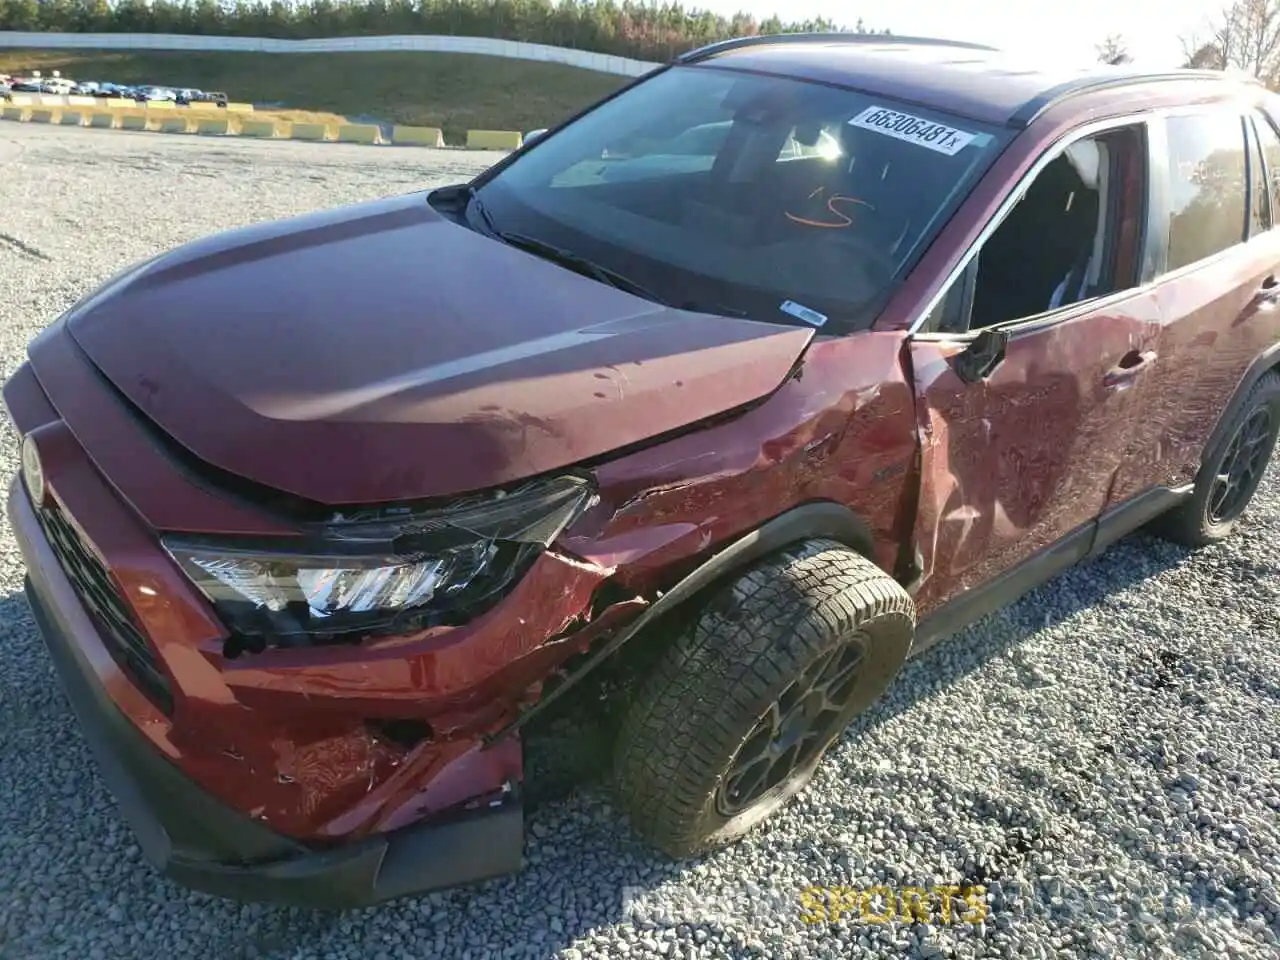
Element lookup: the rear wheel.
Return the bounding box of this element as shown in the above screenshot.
[613,539,915,857]
[1152,372,1280,547]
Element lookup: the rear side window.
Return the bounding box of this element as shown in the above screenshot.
[1252,110,1280,221]
[1163,113,1248,271]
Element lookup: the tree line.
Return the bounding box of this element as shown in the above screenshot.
[0,0,884,62]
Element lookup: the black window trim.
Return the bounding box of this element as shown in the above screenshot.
[1246,107,1280,234]
[1245,112,1271,236]
[911,112,1155,342]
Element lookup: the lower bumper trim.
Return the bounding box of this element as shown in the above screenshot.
[21,536,525,908]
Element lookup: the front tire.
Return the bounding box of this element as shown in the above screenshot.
[613,539,915,858]
[1152,371,1280,547]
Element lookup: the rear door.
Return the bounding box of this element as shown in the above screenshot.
[905,118,1159,640]
[1106,106,1280,507]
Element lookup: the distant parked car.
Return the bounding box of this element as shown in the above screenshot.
[135,86,176,103]
[73,81,101,96]
[175,88,202,105]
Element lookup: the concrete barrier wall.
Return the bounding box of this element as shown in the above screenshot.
[337,123,380,144]
[0,107,529,150]
[238,119,280,138]
[289,122,331,141]
[466,128,522,150]
[158,115,192,133]
[196,116,232,135]
[391,124,445,147]
[2,88,530,152]
[0,31,661,77]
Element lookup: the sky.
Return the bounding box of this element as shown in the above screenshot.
[687,0,1225,69]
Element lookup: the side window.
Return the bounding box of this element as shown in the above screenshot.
[1164,113,1248,271]
[959,124,1147,331]
[1251,110,1280,222]
[1248,119,1270,235]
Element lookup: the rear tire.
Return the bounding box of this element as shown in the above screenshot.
[1151,371,1280,547]
[613,539,915,858]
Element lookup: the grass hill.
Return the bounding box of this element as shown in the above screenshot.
[0,49,631,140]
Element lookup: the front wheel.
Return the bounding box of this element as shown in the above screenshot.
[613,539,915,858]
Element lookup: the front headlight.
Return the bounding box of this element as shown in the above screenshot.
[162,474,595,655]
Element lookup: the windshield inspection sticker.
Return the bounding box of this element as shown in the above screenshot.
[780,300,828,327]
[848,106,977,156]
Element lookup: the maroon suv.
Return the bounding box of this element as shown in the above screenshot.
[8,35,1280,907]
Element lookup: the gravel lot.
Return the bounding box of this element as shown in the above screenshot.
[1,122,1279,960]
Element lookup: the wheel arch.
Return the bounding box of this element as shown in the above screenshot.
[486,500,880,744]
[1203,340,1280,470]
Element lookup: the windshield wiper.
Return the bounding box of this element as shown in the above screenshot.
[463,184,498,235]
[490,229,668,305]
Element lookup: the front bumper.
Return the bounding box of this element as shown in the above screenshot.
[13,480,525,908]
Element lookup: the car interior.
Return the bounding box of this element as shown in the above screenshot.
[961,126,1145,331]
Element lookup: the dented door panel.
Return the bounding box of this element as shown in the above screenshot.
[908,295,1159,618]
[1108,231,1280,503]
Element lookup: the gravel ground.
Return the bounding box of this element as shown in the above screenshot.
[1,122,1279,960]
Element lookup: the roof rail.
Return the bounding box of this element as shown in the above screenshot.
[1009,69,1253,127]
[675,32,999,64]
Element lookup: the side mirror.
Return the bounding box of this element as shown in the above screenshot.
[524,128,547,145]
[952,326,1009,384]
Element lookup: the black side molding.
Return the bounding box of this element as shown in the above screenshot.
[485,500,877,743]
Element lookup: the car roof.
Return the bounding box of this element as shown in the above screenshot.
[680,34,1253,128]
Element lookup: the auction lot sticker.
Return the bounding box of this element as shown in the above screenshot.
[849,106,976,156]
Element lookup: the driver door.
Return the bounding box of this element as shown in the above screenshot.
[907,118,1158,648]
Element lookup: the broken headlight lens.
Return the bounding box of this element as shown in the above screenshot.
[162,475,595,650]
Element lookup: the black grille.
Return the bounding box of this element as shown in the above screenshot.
[37,501,174,714]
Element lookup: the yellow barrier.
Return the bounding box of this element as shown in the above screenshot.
[466,129,523,150]
[238,119,281,138]
[60,110,88,127]
[392,124,445,147]
[6,94,34,106]
[225,102,254,113]
[290,122,332,142]
[145,101,176,111]
[30,108,60,124]
[337,123,381,144]
[158,115,193,134]
[104,98,134,109]
[120,113,148,131]
[88,111,116,129]
[185,101,223,113]
[37,94,68,107]
[66,95,96,107]
[1,105,28,122]
[196,116,233,136]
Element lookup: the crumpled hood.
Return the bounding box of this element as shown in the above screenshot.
[65,192,814,505]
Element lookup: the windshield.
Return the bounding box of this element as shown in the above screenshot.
[472,65,1009,331]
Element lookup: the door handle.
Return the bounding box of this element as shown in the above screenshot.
[1259,275,1280,304]
[1103,349,1157,389]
